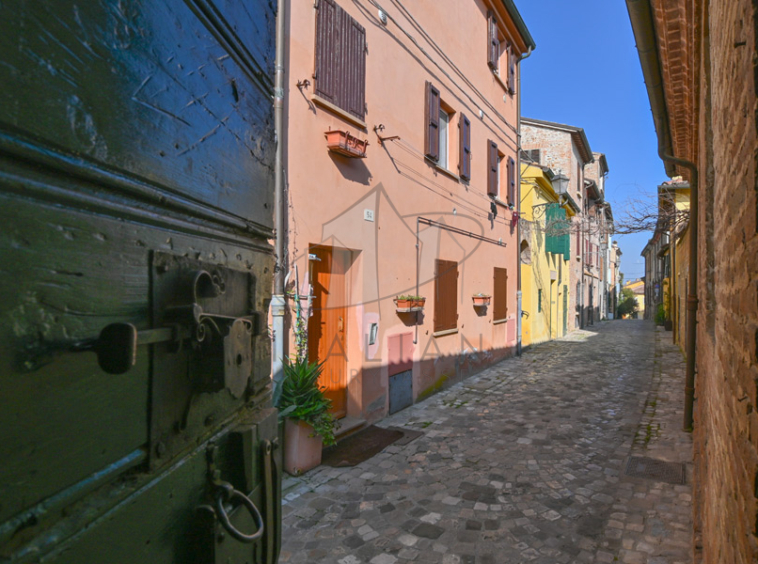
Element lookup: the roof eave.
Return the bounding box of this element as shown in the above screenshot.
[626,0,677,177]
[500,0,536,52]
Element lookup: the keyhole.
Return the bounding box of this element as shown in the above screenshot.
[236,354,243,366]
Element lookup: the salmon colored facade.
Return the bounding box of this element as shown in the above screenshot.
[283,0,535,423]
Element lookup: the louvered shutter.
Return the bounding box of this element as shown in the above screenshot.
[487,11,499,70]
[459,113,471,180]
[508,44,516,93]
[425,82,441,160]
[434,259,458,332]
[493,267,508,321]
[507,156,516,205]
[488,140,499,196]
[315,0,366,120]
[529,149,540,164]
[344,14,366,119]
[576,225,580,254]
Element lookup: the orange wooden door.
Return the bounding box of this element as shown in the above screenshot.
[308,246,348,418]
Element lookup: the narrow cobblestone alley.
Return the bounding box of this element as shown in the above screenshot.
[279,321,693,564]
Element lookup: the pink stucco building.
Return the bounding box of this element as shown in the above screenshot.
[282,0,535,425]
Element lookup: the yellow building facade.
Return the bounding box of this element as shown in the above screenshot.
[520,164,577,346]
[664,181,691,349]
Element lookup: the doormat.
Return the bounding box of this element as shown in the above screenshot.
[321,426,421,467]
[624,456,686,484]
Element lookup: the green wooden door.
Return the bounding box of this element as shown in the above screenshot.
[0,1,280,562]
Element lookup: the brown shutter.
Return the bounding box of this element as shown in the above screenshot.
[344,13,366,119]
[425,82,440,160]
[487,11,499,69]
[487,140,498,196]
[459,113,471,180]
[508,44,516,93]
[315,0,366,120]
[529,149,540,164]
[315,0,339,104]
[508,156,516,205]
[493,267,508,320]
[434,259,458,332]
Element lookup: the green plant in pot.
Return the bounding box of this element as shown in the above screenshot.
[275,357,339,475]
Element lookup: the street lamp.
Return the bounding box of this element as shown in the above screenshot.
[551,172,570,195]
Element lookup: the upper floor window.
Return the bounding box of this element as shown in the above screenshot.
[424,82,471,179]
[314,0,366,120]
[487,11,516,94]
[487,140,515,205]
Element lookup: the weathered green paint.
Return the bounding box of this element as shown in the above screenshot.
[0,0,279,561]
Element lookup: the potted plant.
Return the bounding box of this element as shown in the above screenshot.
[394,295,414,309]
[275,357,338,476]
[472,293,491,307]
[411,295,426,309]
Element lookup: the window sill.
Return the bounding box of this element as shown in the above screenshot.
[492,71,514,97]
[425,158,461,182]
[312,95,367,130]
[433,328,458,338]
[493,318,508,325]
[493,197,513,209]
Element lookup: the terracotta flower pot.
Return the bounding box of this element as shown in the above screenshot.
[324,129,369,158]
[412,297,426,308]
[472,295,491,307]
[284,418,323,476]
[395,298,413,309]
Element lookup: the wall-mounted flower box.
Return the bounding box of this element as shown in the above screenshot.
[395,295,425,313]
[472,294,491,307]
[325,129,369,158]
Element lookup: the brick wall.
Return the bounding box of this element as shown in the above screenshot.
[682,0,758,562]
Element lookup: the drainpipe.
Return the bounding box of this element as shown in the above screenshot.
[626,0,698,431]
[271,0,287,391]
[516,46,532,356]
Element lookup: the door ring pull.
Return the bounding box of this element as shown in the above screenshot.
[214,482,264,543]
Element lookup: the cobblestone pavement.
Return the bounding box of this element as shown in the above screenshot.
[279,320,693,564]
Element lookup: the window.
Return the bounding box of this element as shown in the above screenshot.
[434,259,458,333]
[425,83,466,176]
[314,0,366,120]
[538,289,542,312]
[438,107,450,169]
[487,11,516,94]
[493,267,508,321]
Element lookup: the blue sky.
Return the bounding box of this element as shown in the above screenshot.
[517,0,665,282]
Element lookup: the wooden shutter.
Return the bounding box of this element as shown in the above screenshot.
[493,267,508,320]
[507,156,516,205]
[434,259,458,332]
[459,113,471,180]
[529,149,540,164]
[487,140,499,196]
[487,11,499,69]
[314,0,366,120]
[314,0,339,104]
[425,82,441,160]
[344,14,366,119]
[508,44,516,93]
[576,225,580,254]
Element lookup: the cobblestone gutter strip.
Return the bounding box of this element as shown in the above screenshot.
[595,327,693,564]
[279,322,693,564]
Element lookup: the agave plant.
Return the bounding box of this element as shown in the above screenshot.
[275,357,338,445]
